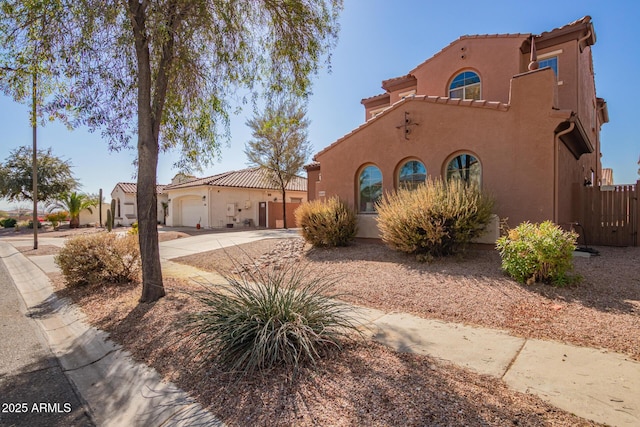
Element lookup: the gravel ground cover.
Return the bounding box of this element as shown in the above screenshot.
[174,238,640,361]
[40,235,640,425]
[52,273,600,426]
[12,225,631,426]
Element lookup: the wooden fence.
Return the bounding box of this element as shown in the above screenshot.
[579,181,638,247]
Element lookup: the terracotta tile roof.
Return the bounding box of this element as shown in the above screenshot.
[361,92,390,105]
[315,95,508,159]
[538,16,592,39]
[164,167,307,192]
[304,161,321,171]
[381,74,417,91]
[115,182,167,194]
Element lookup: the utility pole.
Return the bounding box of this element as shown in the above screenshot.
[31,72,38,250]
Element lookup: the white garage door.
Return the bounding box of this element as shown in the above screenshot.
[180,198,202,227]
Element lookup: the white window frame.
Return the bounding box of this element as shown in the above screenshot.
[538,49,563,85]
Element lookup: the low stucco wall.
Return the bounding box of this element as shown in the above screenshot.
[79,203,110,226]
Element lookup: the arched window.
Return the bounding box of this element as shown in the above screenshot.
[449,71,481,100]
[358,165,382,213]
[446,153,481,187]
[398,160,426,190]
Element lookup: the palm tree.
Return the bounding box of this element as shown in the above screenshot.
[49,192,97,228]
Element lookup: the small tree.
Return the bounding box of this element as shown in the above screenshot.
[2,1,342,303]
[245,99,311,229]
[0,146,78,204]
[49,192,97,228]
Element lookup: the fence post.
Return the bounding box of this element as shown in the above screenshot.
[636,180,640,246]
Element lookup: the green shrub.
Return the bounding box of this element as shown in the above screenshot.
[376,177,494,258]
[184,262,359,376]
[0,217,17,228]
[129,222,139,235]
[55,233,141,287]
[496,221,578,286]
[295,197,357,247]
[45,211,69,229]
[27,220,42,229]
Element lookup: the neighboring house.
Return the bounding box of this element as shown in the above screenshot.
[110,183,168,226]
[308,16,610,239]
[164,167,307,228]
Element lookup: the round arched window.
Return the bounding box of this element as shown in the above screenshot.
[398,160,426,190]
[446,153,481,187]
[358,165,382,213]
[449,71,481,100]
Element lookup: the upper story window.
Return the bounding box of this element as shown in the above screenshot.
[398,160,426,191]
[539,56,558,76]
[358,165,382,213]
[449,71,481,100]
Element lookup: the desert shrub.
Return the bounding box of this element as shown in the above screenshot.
[27,220,42,229]
[55,233,141,287]
[129,222,139,235]
[295,197,357,247]
[0,217,17,228]
[496,221,578,286]
[45,211,69,229]
[184,262,359,376]
[376,177,494,257]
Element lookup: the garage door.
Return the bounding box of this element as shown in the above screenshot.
[179,198,202,227]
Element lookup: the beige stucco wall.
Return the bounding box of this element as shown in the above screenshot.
[166,186,307,228]
[110,187,168,226]
[79,203,110,227]
[110,187,136,226]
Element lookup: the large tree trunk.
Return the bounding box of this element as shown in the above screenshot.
[130,1,165,303]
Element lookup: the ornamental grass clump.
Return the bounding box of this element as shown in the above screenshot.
[376,177,494,258]
[295,196,357,247]
[496,221,579,286]
[55,233,141,287]
[184,261,360,376]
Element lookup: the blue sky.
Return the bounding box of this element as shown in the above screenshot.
[1,0,639,211]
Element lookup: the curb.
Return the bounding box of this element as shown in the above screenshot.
[0,242,223,427]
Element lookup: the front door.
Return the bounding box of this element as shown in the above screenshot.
[258,202,266,227]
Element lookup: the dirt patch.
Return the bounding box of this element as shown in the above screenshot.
[14,245,61,256]
[158,231,191,242]
[175,238,640,361]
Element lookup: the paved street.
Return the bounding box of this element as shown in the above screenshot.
[0,260,94,427]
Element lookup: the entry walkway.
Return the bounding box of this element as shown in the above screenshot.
[0,229,638,426]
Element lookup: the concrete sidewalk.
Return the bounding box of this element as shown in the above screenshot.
[1,230,639,426]
[158,228,299,260]
[0,241,222,427]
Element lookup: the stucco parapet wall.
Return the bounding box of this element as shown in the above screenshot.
[409,33,529,75]
[315,95,509,159]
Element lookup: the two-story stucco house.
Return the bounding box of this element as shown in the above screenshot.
[307,16,609,239]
